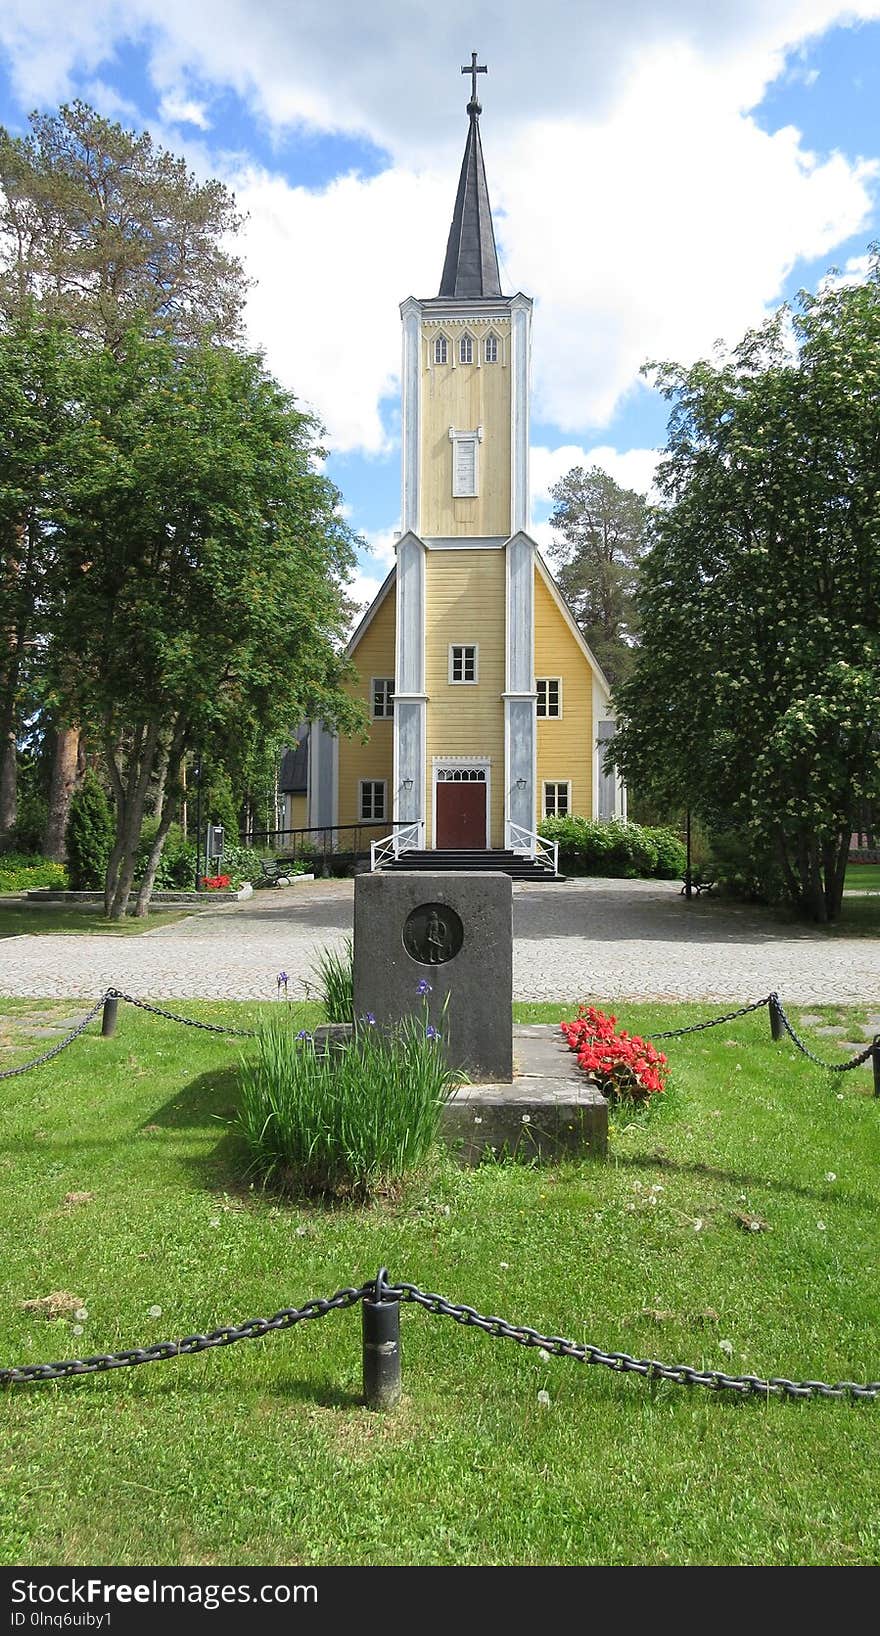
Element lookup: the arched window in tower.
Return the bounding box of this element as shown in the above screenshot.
[459,333,474,365]
[433,334,448,365]
[484,332,499,364]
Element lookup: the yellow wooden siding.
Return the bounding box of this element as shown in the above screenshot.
[337,588,396,830]
[425,550,506,846]
[285,793,307,834]
[534,569,594,821]
[420,320,511,538]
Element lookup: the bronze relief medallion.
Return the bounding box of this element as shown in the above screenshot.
[402,902,464,965]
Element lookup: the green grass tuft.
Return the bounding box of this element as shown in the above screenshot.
[310,936,354,1022]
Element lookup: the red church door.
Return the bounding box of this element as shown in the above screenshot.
[435,781,487,848]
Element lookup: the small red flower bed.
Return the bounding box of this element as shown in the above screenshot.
[203,874,232,890]
[561,1006,668,1102]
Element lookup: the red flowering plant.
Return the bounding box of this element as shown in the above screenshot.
[203,874,232,891]
[560,1006,668,1102]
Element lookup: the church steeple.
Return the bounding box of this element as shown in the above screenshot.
[438,53,502,300]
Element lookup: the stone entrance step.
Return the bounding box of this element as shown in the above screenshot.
[382,849,562,881]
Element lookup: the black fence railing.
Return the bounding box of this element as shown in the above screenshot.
[241,822,414,871]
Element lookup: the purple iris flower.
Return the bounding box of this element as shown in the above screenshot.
[296,1029,311,1040]
[426,1025,439,1040]
[416,980,432,996]
[365,1012,376,1026]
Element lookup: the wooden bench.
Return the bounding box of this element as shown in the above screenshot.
[259,857,298,884]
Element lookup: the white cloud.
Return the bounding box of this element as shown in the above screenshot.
[531,444,662,504]
[234,163,449,453]
[818,251,873,289]
[361,524,399,570]
[158,91,210,129]
[2,1,879,452]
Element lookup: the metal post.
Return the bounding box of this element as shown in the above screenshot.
[872,1039,880,1098]
[769,994,784,1042]
[684,807,693,900]
[101,993,118,1038]
[362,1269,401,1410]
[193,754,203,892]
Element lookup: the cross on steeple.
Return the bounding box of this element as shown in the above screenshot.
[462,51,487,109]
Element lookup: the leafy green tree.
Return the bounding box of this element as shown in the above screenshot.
[612,257,880,922]
[0,101,246,347]
[0,101,249,848]
[67,769,115,890]
[0,319,85,836]
[47,330,365,918]
[548,466,648,686]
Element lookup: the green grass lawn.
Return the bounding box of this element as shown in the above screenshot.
[0,902,195,937]
[846,864,880,894]
[1,996,879,1567]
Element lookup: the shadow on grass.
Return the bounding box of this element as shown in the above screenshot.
[613,1148,877,1212]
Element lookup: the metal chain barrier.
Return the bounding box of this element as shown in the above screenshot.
[104,988,256,1039]
[0,1284,368,1386]
[0,996,108,1083]
[770,993,877,1073]
[1,987,876,1080]
[651,995,773,1040]
[386,1281,880,1401]
[3,1272,878,1402]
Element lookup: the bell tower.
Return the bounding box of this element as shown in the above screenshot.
[394,58,536,849]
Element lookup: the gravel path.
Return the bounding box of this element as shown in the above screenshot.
[0,877,876,1005]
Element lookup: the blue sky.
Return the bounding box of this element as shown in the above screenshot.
[1,2,879,607]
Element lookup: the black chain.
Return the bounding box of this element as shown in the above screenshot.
[0,1284,368,1386]
[651,995,773,1039]
[4,1274,878,1402]
[386,1282,880,1402]
[104,989,256,1038]
[0,996,107,1082]
[771,994,876,1073]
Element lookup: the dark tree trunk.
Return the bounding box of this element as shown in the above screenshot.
[0,723,16,835]
[43,724,82,861]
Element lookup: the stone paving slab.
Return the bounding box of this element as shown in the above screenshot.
[0,876,876,1005]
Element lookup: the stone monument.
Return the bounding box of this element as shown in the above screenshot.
[350,869,608,1163]
[353,871,512,1082]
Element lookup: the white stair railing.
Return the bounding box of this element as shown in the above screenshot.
[506,820,559,877]
[370,820,425,872]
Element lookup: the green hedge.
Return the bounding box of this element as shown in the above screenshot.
[0,853,69,893]
[537,816,687,879]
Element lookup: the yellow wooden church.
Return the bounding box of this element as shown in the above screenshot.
[289,63,624,872]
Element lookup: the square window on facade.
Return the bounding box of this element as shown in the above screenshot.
[449,644,478,683]
[372,677,394,718]
[543,781,570,817]
[536,678,562,718]
[360,780,386,822]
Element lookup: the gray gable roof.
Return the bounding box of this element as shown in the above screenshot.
[438,100,502,300]
[279,730,309,794]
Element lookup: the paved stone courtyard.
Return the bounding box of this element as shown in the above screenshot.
[0,876,876,1004]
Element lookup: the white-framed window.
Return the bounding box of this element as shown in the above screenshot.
[484,333,498,363]
[449,426,481,497]
[459,333,474,365]
[449,643,478,684]
[536,678,562,718]
[359,779,386,821]
[543,781,571,818]
[371,677,394,719]
[433,334,448,365]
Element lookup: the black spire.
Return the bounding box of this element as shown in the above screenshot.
[438,54,502,300]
